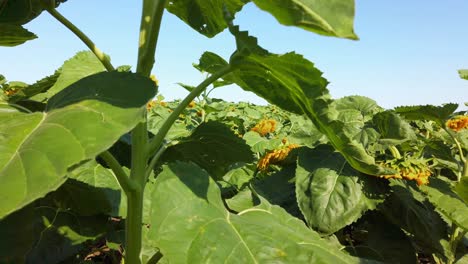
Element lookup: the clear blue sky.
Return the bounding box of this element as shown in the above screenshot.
[1,1,467,109]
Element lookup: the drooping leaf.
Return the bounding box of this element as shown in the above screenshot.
[296,145,387,235]
[198,26,393,176]
[380,180,450,258]
[177,82,195,93]
[31,51,106,102]
[7,69,61,103]
[373,110,417,144]
[419,177,468,230]
[0,23,37,46]
[251,0,358,39]
[194,51,229,72]
[394,104,459,126]
[163,121,253,178]
[146,161,361,263]
[0,71,156,219]
[165,0,248,37]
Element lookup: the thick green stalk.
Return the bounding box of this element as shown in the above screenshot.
[99,151,137,194]
[136,0,168,76]
[443,127,466,181]
[126,122,147,264]
[125,1,168,263]
[147,65,234,156]
[45,7,115,72]
[125,190,145,263]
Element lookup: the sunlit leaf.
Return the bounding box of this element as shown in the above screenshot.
[458,69,468,80]
[296,145,386,234]
[394,104,459,126]
[252,0,358,39]
[0,24,37,46]
[166,0,248,37]
[197,26,393,175]
[0,71,156,219]
[145,161,362,263]
[163,121,253,178]
[420,177,468,230]
[31,51,106,102]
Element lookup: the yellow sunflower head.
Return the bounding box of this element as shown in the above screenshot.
[446,115,468,132]
[251,119,277,136]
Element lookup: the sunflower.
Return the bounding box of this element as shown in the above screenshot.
[257,144,299,171]
[446,115,468,132]
[251,119,277,136]
[380,158,432,186]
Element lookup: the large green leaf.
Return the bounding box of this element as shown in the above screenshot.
[296,145,386,235]
[252,0,358,39]
[394,104,459,126]
[165,0,248,37]
[331,96,381,148]
[197,26,392,175]
[146,161,361,263]
[380,180,450,257]
[0,23,37,46]
[0,199,121,263]
[253,165,301,217]
[0,71,156,219]
[0,0,44,25]
[31,51,106,102]
[334,96,382,122]
[162,121,253,178]
[420,177,468,230]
